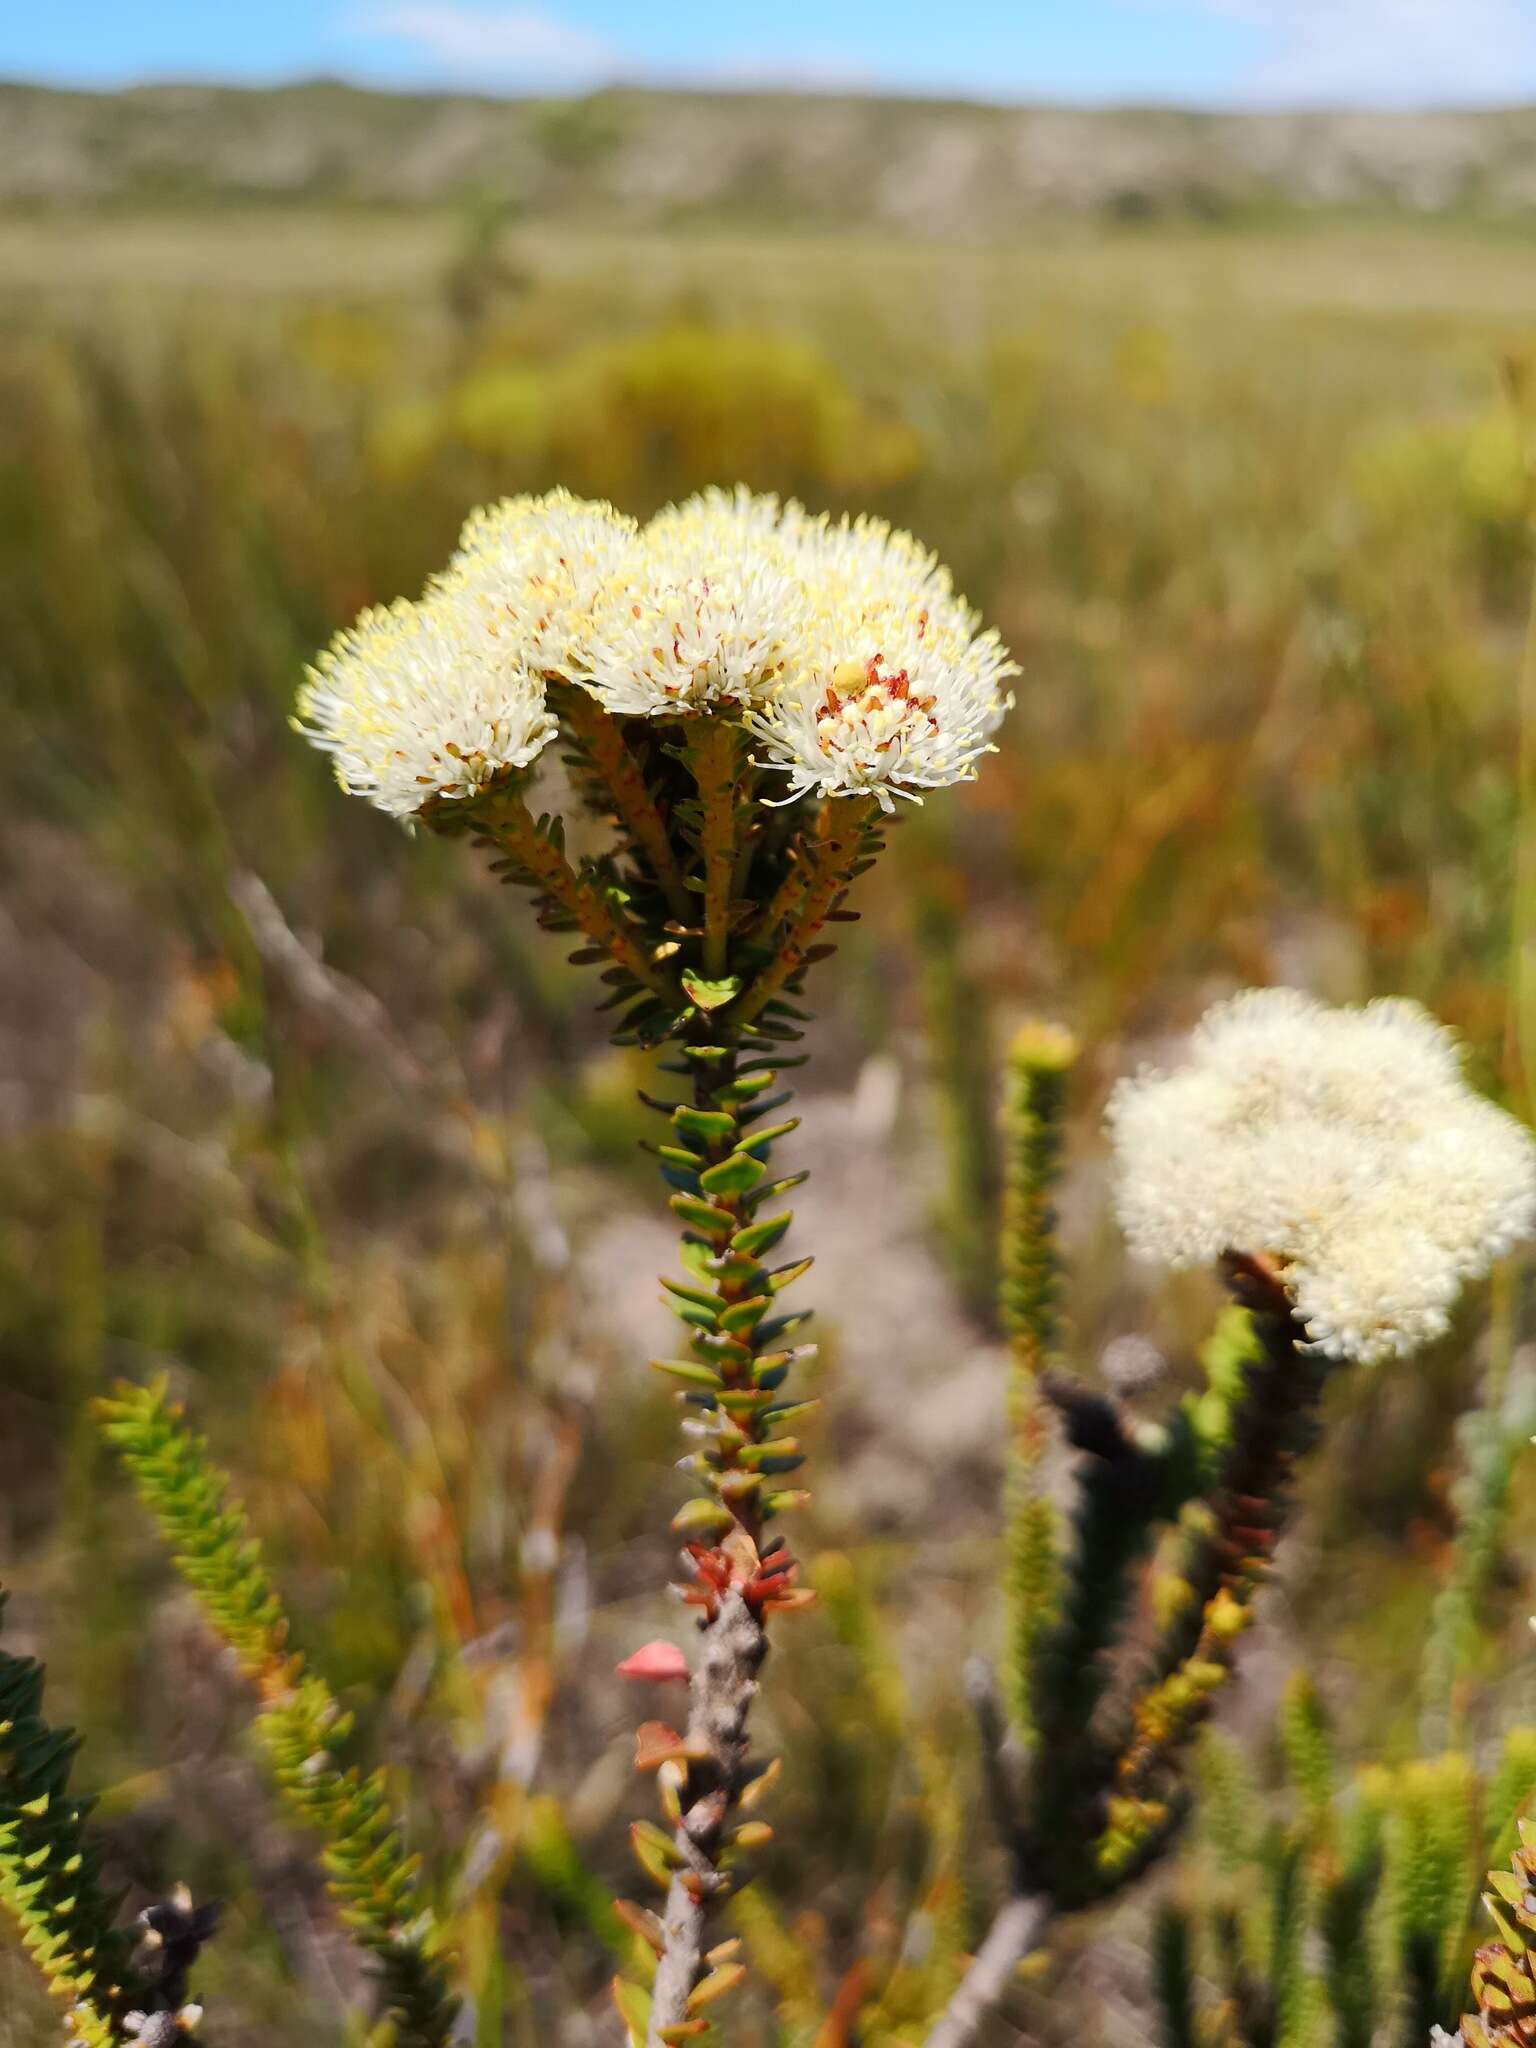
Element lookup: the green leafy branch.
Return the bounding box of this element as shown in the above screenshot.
[999,1021,1075,1749]
[0,1587,136,2047]
[96,1378,458,2048]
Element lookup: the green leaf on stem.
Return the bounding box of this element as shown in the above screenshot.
[681,973,743,1012]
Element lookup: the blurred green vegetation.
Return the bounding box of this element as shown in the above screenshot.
[3,205,1536,2044]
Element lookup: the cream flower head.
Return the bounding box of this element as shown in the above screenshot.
[1108,989,1536,1363]
[295,594,558,817]
[440,488,638,681]
[575,487,806,715]
[751,505,1017,810]
[298,484,1016,816]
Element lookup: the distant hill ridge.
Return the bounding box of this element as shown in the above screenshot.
[3,79,1536,226]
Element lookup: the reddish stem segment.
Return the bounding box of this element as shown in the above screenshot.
[465,787,679,1000]
[558,687,694,922]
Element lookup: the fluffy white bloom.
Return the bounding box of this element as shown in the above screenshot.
[576,485,1017,807]
[440,487,639,680]
[296,594,557,817]
[574,487,807,715]
[1108,988,1536,1364]
[750,507,1018,810]
[300,483,1016,814]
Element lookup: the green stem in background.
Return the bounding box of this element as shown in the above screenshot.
[96,1380,459,2048]
[555,685,694,923]
[1506,489,1536,1122]
[1016,1375,1168,1907]
[1420,1261,1534,1753]
[998,1021,1076,1747]
[1385,1753,1478,2043]
[914,864,1001,1319]
[1151,1902,1198,2048]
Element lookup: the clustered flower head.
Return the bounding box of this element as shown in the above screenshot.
[296,596,560,817]
[1108,988,1536,1364]
[295,484,1016,815]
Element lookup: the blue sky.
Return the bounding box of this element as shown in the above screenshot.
[4,0,1535,108]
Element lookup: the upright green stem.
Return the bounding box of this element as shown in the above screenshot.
[999,1022,1076,1744]
[1507,523,1536,1120]
[639,1013,815,2043]
[631,794,882,2044]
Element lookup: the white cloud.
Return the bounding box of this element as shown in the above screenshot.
[1202,0,1536,106]
[700,49,884,94]
[354,4,621,85]
[349,5,893,97]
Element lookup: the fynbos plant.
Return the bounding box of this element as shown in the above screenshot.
[6,483,1536,2048]
[296,485,1016,2043]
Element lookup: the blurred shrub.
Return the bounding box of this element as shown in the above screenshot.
[373,321,922,508]
[1347,404,1535,608]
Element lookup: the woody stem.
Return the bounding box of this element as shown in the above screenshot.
[557,686,694,922]
[735,798,876,1027]
[644,1007,810,2029]
[468,787,678,1001]
[690,722,742,980]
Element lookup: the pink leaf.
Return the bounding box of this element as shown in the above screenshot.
[617,1639,689,1683]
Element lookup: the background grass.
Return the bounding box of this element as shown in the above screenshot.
[3,171,1536,2045]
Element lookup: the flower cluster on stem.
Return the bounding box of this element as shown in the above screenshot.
[296,483,1013,2042]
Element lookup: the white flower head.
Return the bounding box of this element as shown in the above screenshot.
[299,483,1016,815]
[749,508,1018,810]
[441,488,638,680]
[296,593,557,817]
[1108,988,1536,1364]
[575,487,806,715]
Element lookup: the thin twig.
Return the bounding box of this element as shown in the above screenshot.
[964,1657,1022,1856]
[647,1594,767,2045]
[230,869,439,1096]
[922,1894,1051,2048]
